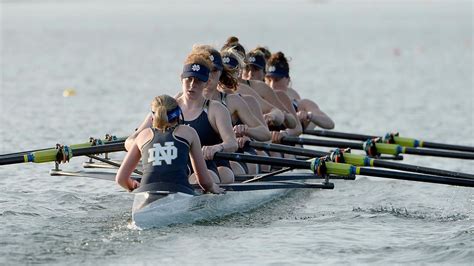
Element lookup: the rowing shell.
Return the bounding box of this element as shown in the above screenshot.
[131,183,293,229]
[54,157,333,229]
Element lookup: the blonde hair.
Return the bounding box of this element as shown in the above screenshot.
[221,46,245,69]
[151,95,179,130]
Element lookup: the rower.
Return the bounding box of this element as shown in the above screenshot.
[115,95,223,203]
[194,45,270,142]
[192,45,271,174]
[221,36,302,139]
[262,50,335,130]
[242,48,267,82]
[176,49,238,184]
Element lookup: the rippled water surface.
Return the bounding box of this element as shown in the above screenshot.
[1,0,473,265]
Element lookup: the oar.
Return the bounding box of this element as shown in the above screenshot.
[246,141,474,180]
[50,168,339,188]
[0,142,126,166]
[234,174,355,182]
[214,152,474,187]
[281,136,474,160]
[0,136,126,159]
[304,129,474,153]
[217,182,334,191]
[87,154,143,175]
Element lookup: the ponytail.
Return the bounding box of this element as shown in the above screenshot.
[151,95,180,130]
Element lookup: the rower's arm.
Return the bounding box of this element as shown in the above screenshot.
[238,84,284,125]
[254,81,293,114]
[240,95,265,124]
[187,127,222,193]
[210,102,238,152]
[299,100,335,129]
[287,87,302,100]
[115,143,141,192]
[275,91,303,136]
[125,113,152,151]
[230,95,270,141]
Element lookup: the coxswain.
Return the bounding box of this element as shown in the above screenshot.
[115,95,223,203]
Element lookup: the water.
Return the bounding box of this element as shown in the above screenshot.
[1,0,473,264]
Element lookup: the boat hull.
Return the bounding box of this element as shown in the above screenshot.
[132,188,290,229]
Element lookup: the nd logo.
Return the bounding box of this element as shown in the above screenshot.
[148,142,178,166]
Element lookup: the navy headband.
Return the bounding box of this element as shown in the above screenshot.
[266,64,289,78]
[181,63,210,82]
[151,105,182,122]
[222,54,239,69]
[209,51,224,71]
[167,105,182,122]
[247,54,266,69]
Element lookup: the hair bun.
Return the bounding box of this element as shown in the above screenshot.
[276,51,285,59]
[225,36,239,45]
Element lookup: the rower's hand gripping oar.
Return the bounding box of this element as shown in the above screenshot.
[304,129,474,153]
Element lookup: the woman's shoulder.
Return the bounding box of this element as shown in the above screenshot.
[226,93,247,107]
[288,87,301,100]
[251,79,270,89]
[135,127,154,147]
[174,124,197,139]
[208,99,227,110]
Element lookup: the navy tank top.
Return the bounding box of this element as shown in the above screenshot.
[291,99,299,112]
[184,99,230,175]
[184,99,222,146]
[134,127,194,195]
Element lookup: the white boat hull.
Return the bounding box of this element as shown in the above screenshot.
[132,188,290,229]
